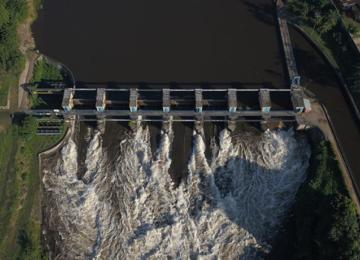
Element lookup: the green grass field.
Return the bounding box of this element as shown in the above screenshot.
[0,117,65,259]
[0,53,67,259]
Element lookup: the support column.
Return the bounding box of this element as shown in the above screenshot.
[296,115,307,130]
[227,115,237,132]
[195,115,203,134]
[291,88,305,113]
[259,89,271,113]
[97,115,106,134]
[163,115,172,134]
[163,89,170,113]
[129,88,138,112]
[195,89,203,113]
[96,88,106,112]
[62,88,74,112]
[228,89,237,112]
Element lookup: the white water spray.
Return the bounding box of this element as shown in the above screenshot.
[43,123,310,259]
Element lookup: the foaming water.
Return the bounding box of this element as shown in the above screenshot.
[42,124,310,259]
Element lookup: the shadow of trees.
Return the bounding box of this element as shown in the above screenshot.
[268,137,360,259]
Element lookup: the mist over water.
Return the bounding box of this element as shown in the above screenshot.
[42,123,310,259]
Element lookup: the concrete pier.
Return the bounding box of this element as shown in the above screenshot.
[291,88,305,113]
[96,88,106,112]
[129,88,138,112]
[195,89,203,113]
[259,89,271,113]
[228,89,237,112]
[61,88,74,112]
[163,89,170,112]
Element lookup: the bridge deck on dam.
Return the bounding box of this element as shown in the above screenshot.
[24,86,308,123]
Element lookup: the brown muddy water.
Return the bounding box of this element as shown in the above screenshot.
[32,0,287,85]
[32,0,360,181]
[32,0,289,177]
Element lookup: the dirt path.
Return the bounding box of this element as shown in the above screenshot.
[15,0,37,111]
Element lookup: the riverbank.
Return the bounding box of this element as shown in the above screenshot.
[268,129,360,259]
[16,0,39,111]
[0,117,66,259]
[303,100,360,210]
[0,0,38,111]
[287,22,360,211]
[0,1,68,255]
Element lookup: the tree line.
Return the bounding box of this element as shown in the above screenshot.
[269,140,360,259]
[287,0,360,108]
[0,0,27,78]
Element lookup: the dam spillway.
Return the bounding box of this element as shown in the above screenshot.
[41,120,311,259]
[24,86,308,124]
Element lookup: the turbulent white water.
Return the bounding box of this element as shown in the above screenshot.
[43,124,310,259]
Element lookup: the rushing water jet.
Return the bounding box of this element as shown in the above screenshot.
[42,123,310,259]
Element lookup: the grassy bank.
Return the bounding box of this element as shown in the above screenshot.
[32,59,64,83]
[0,50,66,258]
[0,0,29,106]
[0,117,65,259]
[287,0,360,112]
[269,134,360,259]
[30,58,66,108]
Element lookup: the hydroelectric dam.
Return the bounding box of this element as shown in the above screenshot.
[23,0,308,131]
[24,86,308,125]
[30,1,316,259]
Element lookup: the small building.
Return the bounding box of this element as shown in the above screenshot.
[129,88,138,112]
[195,89,203,113]
[62,88,74,112]
[259,89,271,113]
[163,89,171,113]
[228,89,237,112]
[96,88,106,112]
[291,88,305,113]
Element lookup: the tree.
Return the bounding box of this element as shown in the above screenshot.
[330,194,360,259]
[0,1,9,28]
[318,9,339,34]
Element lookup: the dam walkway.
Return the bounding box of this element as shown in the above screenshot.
[24,87,309,123]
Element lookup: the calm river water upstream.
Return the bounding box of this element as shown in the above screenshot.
[32,0,287,85]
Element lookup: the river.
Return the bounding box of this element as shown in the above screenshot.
[289,27,360,191]
[32,0,291,179]
[32,0,287,85]
[31,0,360,258]
[41,123,310,258]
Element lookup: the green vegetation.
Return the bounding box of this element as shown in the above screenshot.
[0,14,67,257]
[0,0,28,105]
[269,140,360,259]
[30,58,66,108]
[344,16,360,36]
[32,59,64,83]
[287,0,360,109]
[287,0,338,35]
[0,117,65,259]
